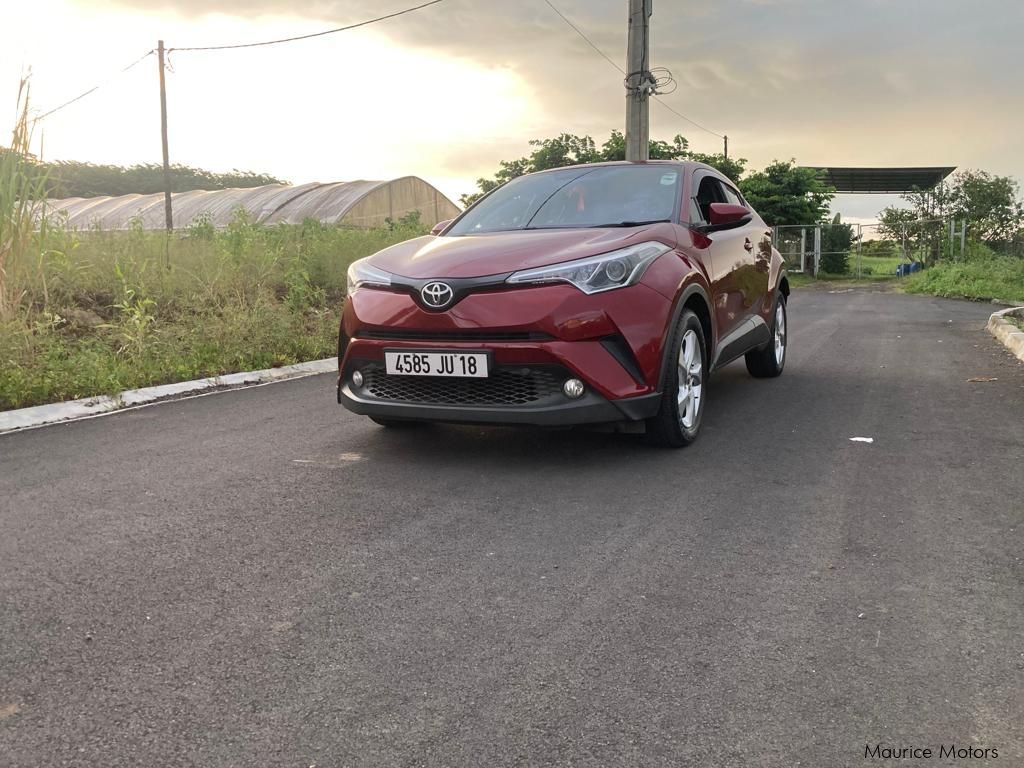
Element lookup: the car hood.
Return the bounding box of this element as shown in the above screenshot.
[367,226,678,279]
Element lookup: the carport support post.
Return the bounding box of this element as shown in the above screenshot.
[624,0,651,161]
[157,40,173,238]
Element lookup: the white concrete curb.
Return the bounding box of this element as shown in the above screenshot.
[0,357,337,435]
[987,306,1024,363]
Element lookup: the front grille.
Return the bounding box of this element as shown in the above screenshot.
[356,329,553,342]
[359,364,564,406]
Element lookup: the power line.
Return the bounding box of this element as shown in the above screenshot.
[169,0,449,52]
[542,0,624,75]
[34,50,154,122]
[541,0,724,140]
[652,96,723,140]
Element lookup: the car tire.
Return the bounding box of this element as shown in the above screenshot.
[647,309,707,448]
[745,293,787,378]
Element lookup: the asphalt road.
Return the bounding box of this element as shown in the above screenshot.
[2,287,1023,767]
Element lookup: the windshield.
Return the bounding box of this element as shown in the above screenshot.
[448,165,681,235]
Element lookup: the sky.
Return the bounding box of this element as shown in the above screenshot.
[3,0,1023,224]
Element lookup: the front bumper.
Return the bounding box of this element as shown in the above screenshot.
[337,282,672,426]
[337,371,660,425]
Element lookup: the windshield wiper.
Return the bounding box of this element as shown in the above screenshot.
[591,218,671,228]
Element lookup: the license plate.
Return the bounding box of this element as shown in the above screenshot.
[384,350,490,378]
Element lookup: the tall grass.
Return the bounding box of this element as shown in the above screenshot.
[0,213,427,410]
[903,250,1024,304]
[0,78,48,318]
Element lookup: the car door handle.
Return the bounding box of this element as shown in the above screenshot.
[744,239,754,252]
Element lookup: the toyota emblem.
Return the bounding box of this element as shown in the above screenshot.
[420,281,454,309]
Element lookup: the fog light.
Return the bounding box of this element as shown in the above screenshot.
[563,378,585,399]
[351,369,364,388]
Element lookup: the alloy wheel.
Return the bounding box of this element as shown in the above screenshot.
[677,329,704,429]
[774,301,787,365]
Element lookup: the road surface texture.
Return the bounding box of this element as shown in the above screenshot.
[2,287,1022,767]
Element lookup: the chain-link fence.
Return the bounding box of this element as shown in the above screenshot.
[774,218,972,278]
[773,225,811,273]
[773,222,858,275]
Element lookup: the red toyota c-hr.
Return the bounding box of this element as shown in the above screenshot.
[338,161,789,447]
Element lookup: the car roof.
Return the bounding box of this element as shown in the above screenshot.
[528,159,717,176]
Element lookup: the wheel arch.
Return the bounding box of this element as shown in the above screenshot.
[779,273,791,299]
[656,281,715,392]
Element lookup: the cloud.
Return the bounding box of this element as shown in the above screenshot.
[44,0,1024,210]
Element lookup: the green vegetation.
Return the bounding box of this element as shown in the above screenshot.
[818,213,854,274]
[854,254,903,277]
[1,79,48,319]
[0,153,286,199]
[902,252,1024,304]
[879,170,1024,262]
[0,213,426,411]
[462,136,838,234]
[42,161,286,199]
[738,161,834,228]
[0,158,288,201]
[460,131,744,207]
[791,239,1024,303]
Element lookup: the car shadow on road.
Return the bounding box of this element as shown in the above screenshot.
[322,364,773,472]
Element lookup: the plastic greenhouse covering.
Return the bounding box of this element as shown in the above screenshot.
[42,177,460,231]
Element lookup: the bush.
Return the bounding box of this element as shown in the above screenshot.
[820,250,849,275]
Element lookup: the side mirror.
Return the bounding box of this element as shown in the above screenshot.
[430,219,453,236]
[707,203,752,229]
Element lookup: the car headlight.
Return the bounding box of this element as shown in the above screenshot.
[505,241,672,295]
[346,258,393,297]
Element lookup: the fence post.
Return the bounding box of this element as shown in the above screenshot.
[856,223,862,279]
[813,226,822,276]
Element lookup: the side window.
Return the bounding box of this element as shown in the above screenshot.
[692,175,726,224]
[688,196,704,225]
[722,184,746,208]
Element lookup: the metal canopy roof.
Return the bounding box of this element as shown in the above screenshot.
[802,166,956,194]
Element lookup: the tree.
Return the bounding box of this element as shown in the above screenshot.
[688,152,746,184]
[459,131,747,207]
[944,170,1022,245]
[878,169,1024,256]
[3,158,287,199]
[737,161,834,227]
[877,207,921,245]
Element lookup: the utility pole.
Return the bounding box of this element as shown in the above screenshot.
[157,40,173,233]
[723,135,729,160]
[624,0,651,162]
